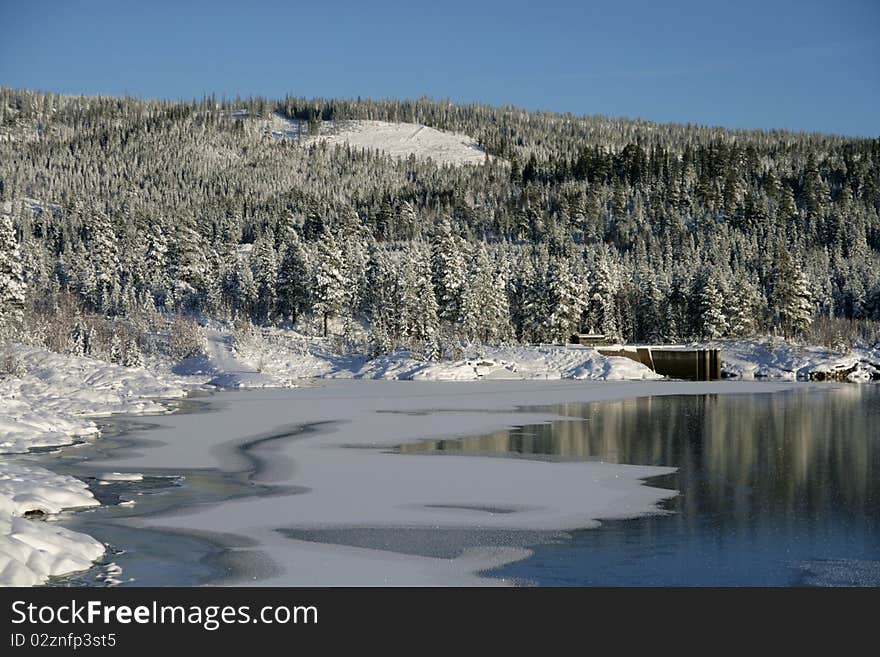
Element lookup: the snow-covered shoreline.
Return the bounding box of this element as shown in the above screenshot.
[0,333,876,587]
[716,339,880,382]
[0,345,193,586]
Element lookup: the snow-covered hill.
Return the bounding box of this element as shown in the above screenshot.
[309,120,491,166]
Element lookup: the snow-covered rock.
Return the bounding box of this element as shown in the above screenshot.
[0,344,191,586]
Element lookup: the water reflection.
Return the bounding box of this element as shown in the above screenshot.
[402,386,880,585]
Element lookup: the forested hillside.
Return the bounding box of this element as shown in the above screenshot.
[1,87,878,360]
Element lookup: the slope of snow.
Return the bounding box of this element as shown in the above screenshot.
[309,120,491,166]
[175,329,294,388]
[0,462,104,586]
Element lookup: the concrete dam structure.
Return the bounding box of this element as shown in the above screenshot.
[596,346,722,381]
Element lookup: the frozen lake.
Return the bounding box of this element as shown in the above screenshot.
[406,386,880,585]
[35,380,879,586]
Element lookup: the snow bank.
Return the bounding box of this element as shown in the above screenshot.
[0,462,97,515]
[219,328,662,383]
[309,120,491,166]
[0,462,104,586]
[0,345,189,454]
[0,344,190,586]
[180,329,300,388]
[718,339,880,382]
[345,345,662,381]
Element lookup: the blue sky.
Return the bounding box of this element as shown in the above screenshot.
[1,0,877,136]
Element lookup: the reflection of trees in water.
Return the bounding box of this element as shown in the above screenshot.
[401,388,879,525]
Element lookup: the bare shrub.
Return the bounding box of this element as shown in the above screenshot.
[168,316,207,360]
[0,349,26,379]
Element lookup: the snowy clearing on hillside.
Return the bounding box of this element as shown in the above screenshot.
[309,120,491,166]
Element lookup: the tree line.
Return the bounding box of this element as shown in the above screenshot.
[1,87,878,359]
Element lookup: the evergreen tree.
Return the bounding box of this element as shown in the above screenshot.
[544,255,585,342]
[588,259,619,340]
[276,232,310,323]
[251,230,279,323]
[0,210,26,329]
[772,251,814,337]
[727,274,760,337]
[696,274,728,339]
[312,229,348,336]
[430,218,468,326]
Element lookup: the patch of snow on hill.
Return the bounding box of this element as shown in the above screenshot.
[309,120,491,166]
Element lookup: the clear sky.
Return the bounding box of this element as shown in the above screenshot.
[1,0,877,136]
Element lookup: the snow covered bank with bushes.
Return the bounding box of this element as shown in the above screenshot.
[225,328,663,384]
[202,326,880,386]
[718,339,880,382]
[0,345,191,454]
[343,345,662,381]
[0,344,192,586]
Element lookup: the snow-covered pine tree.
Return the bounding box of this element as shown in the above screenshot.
[0,210,26,330]
[144,221,170,304]
[367,247,403,355]
[636,269,663,343]
[430,218,468,326]
[696,273,728,339]
[337,209,372,315]
[520,246,551,342]
[85,208,119,311]
[109,332,123,364]
[484,253,513,343]
[170,217,209,310]
[545,255,585,342]
[407,245,440,355]
[123,336,143,367]
[67,318,88,357]
[773,251,814,338]
[461,244,494,342]
[251,230,279,323]
[312,228,348,337]
[276,232,310,323]
[588,258,619,341]
[727,273,760,337]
